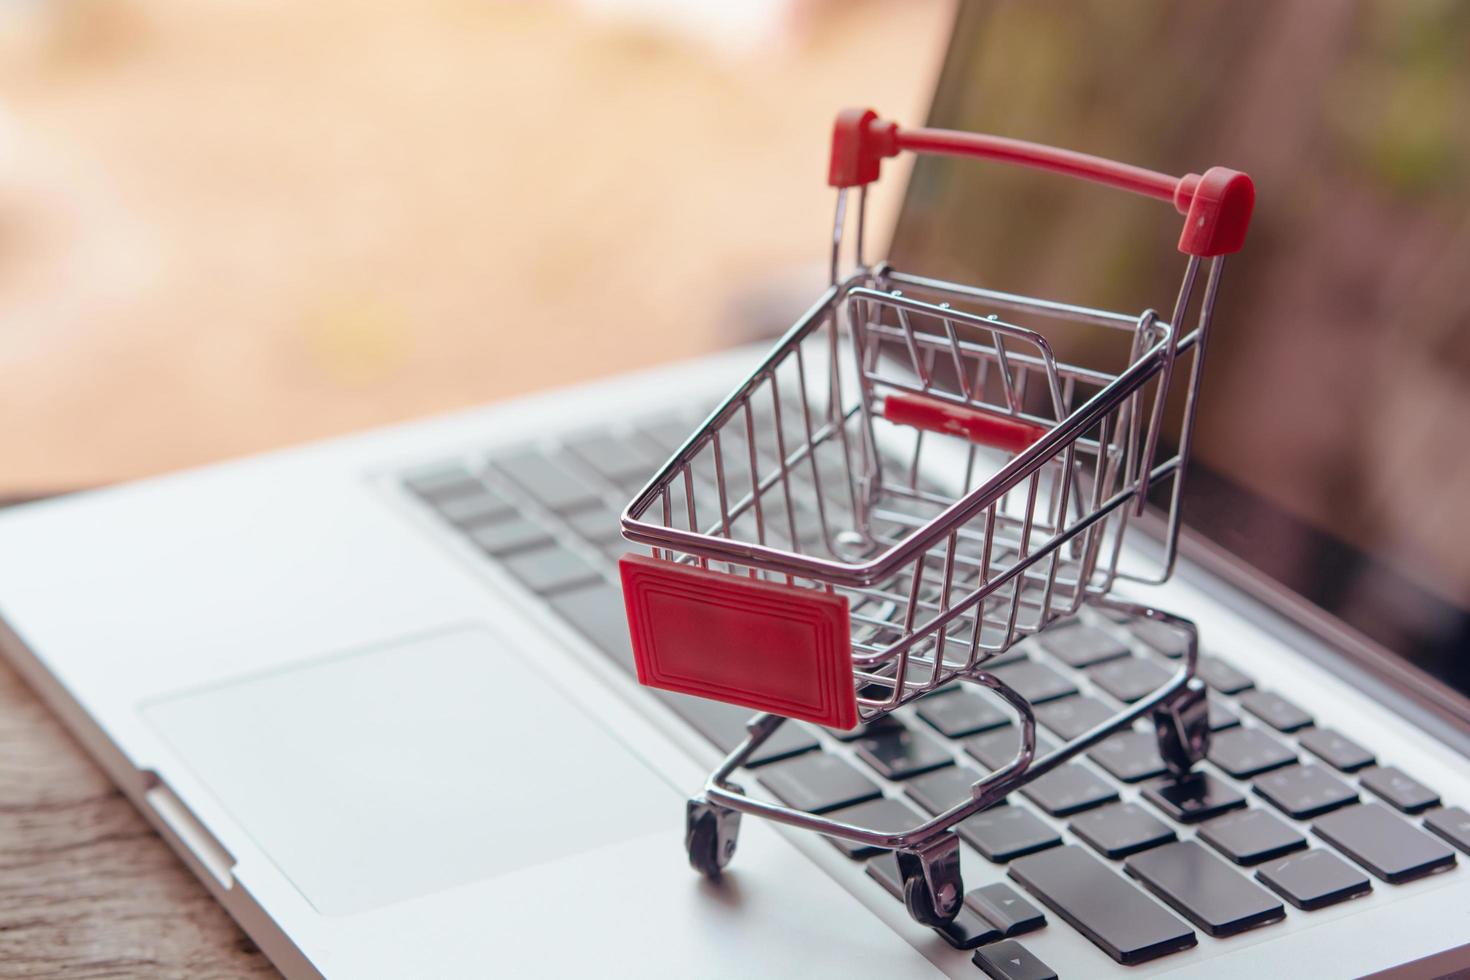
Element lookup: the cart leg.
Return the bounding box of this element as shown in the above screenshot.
[895,831,964,926]
[1153,676,1211,777]
[685,797,742,878]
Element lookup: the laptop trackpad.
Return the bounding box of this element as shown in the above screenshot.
[143,625,674,915]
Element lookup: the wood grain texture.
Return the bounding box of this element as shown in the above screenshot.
[0,655,278,978]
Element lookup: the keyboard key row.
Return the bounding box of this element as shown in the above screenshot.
[1238,689,1313,732]
[409,443,1467,973]
[852,726,954,780]
[905,766,982,816]
[1312,803,1457,884]
[1255,848,1371,911]
[821,796,924,859]
[1124,840,1284,938]
[915,688,1011,738]
[865,855,1046,952]
[1196,808,1306,866]
[1253,764,1358,820]
[1069,802,1175,860]
[1009,845,1197,966]
[959,806,1062,863]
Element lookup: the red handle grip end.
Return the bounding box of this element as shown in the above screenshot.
[1174,167,1255,257]
[828,107,897,188]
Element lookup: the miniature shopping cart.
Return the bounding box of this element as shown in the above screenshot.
[618,108,1254,927]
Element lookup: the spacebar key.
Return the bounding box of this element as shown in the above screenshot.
[1009,845,1197,966]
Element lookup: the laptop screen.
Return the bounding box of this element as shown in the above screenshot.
[889,2,1470,699]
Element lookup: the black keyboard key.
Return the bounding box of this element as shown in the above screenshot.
[1196,808,1307,866]
[852,726,954,780]
[403,464,484,502]
[1255,849,1372,911]
[562,505,624,546]
[864,851,904,899]
[822,797,923,859]
[1195,655,1255,695]
[967,881,1046,936]
[655,692,818,766]
[1238,690,1313,732]
[545,582,634,672]
[1207,726,1297,778]
[1009,845,1197,965]
[434,488,514,526]
[972,940,1056,980]
[958,805,1062,862]
[905,765,982,816]
[1034,624,1128,668]
[564,433,663,485]
[1019,764,1118,817]
[1034,696,1114,741]
[1143,771,1247,824]
[495,452,602,512]
[1130,619,1190,658]
[1124,840,1285,937]
[1425,806,1470,855]
[1297,727,1375,773]
[1359,765,1440,814]
[870,853,1013,954]
[990,660,1077,705]
[1088,730,1167,783]
[1254,764,1358,819]
[1070,802,1176,859]
[825,714,903,742]
[469,516,553,556]
[1314,802,1457,884]
[1088,657,1172,704]
[932,907,1004,951]
[1208,701,1240,731]
[636,416,698,454]
[758,752,882,814]
[965,729,1055,771]
[915,689,1010,738]
[500,543,602,594]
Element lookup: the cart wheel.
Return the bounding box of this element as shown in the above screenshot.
[1153,677,1211,778]
[896,836,963,926]
[903,874,954,927]
[685,798,741,878]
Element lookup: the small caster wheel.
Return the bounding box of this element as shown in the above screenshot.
[896,837,963,926]
[685,798,740,878]
[1153,677,1211,777]
[902,873,955,927]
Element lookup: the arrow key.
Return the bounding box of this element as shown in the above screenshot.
[1424,805,1470,856]
[972,939,1057,980]
[967,881,1046,937]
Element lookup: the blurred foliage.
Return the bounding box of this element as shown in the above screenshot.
[1328,0,1470,198]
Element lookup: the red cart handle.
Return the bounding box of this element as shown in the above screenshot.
[828,108,1253,258]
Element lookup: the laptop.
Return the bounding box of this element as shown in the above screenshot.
[3,4,1468,977]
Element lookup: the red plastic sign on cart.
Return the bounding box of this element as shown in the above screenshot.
[620,554,858,731]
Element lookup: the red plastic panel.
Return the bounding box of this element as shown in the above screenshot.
[619,554,856,729]
[883,392,1049,454]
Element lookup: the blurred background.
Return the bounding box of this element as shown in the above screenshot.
[2,0,1466,667]
[0,0,949,492]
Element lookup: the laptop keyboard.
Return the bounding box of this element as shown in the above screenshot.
[399,408,1464,972]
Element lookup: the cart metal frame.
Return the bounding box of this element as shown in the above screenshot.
[620,109,1253,925]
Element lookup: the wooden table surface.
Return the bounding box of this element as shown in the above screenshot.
[0,1,948,975]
